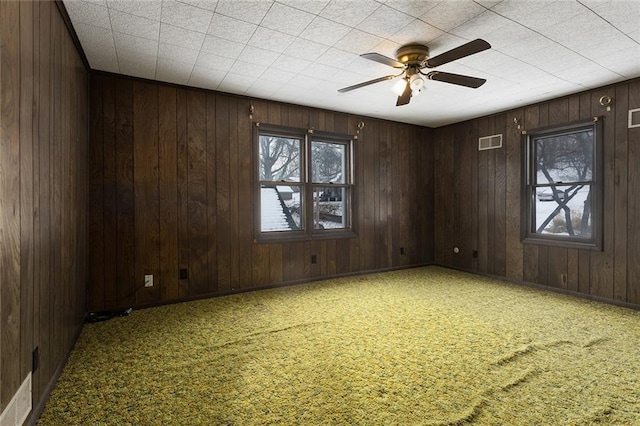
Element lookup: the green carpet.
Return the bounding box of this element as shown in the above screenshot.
[38,267,640,425]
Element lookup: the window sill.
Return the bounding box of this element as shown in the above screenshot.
[522,235,602,251]
[255,230,357,244]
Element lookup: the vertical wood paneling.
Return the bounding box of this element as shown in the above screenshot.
[176,88,189,297]
[477,118,489,273]
[627,81,640,305]
[133,82,160,304]
[215,95,231,291]
[186,91,208,296]
[493,114,507,277]
[505,109,524,279]
[613,84,628,301]
[19,0,35,381]
[205,93,218,292]
[590,89,615,299]
[159,86,179,300]
[1,0,88,418]
[1,0,22,410]
[102,77,117,307]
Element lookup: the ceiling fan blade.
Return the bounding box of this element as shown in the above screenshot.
[361,52,405,69]
[425,71,487,88]
[338,75,398,93]
[396,80,412,106]
[424,39,491,68]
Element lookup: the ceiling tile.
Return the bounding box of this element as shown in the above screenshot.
[590,0,640,36]
[119,59,156,79]
[106,0,162,20]
[277,0,330,15]
[490,0,555,21]
[195,51,235,72]
[482,21,538,50]
[237,46,281,66]
[261,3,315,36]
[247,27,295,53]
[201,35,245,59]
[110,10,160,40]
[316,48,359,68]
[383,0,441,18]
[287,74,323,90]
[218,73,258,93]
[159,23,206,50]
[246,81,284,99]
[270,54,312,74]
[449,10,510,40]
[113,31,159,54]
[189,66,225,90]
[358,5,414,39]
[333,29,383,54]
[89,54,120,73]
[259,67,296,84]
[73,22,116,51]
[160,0,214,33]
[516,0,585,32]
[117,48,158,67]
[156,57,194,84]
[423,0,487,32]
[283,38,330,61]
[179,0,219,11]
[64,1,111,29]
[302,63,340,80]
[229,60,268,78]
[207,13,257,43]
[158,42,200,64]
[300,17,351,46]
[319,0,381,27]
[388,18,443,45]
[214,0,274,25]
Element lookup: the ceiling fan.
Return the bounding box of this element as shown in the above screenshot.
[338,39,491,106]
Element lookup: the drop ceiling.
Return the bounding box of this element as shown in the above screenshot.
[63,0,640,127]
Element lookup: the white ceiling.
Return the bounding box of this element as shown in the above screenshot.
[63,0,640,127]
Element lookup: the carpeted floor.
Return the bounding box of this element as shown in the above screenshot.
[38,267,640,425]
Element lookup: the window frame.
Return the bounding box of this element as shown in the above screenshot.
[521,117,603,250]
[254,123,356,243]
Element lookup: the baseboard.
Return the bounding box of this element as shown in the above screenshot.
[437,264,640,311]
[26,323,85,426]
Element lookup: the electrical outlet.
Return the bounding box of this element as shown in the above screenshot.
[311,254,317,264]
[472,250,478,259]
[400,247,405,255]
[179,268,188,280]
[144,274,153,288]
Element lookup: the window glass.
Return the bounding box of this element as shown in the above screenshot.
[534,184,591,238]
[258,135,301,182]
[260,185,303,232]
[535,130,593,184]
[311,141,345,183]
[312,186,348,230]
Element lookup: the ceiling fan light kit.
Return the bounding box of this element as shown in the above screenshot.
[339,39,492,107]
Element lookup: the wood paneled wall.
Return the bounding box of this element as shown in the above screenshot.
[87,73,434,311]
[434,78,640,307]
[0,0,88,418]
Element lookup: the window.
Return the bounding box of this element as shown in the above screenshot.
[255,124,354,241]
[523,118,603,249]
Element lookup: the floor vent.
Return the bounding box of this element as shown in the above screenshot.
[478,134,503,150]
[0,373,31,426]
[629,108,640,128]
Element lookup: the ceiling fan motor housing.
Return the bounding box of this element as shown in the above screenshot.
[395,44,430,65]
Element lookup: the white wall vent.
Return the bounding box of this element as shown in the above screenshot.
[478,134,503,151]
[629,108,640,129]
[0,373,31,426]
